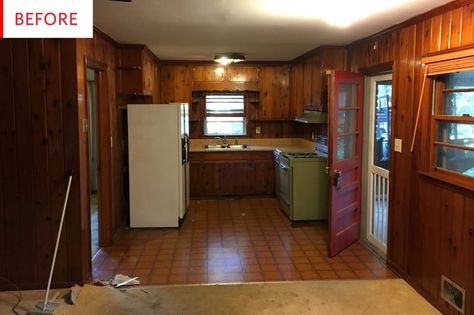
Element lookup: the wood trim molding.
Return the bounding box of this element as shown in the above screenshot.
[358,61,394,75]
[85,57,108,71]
[422,46,474,64]
[93,26,119,46]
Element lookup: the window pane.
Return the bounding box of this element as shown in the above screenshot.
[205,93,246,136]
[206,94,244,115]
[205,117,246,136]
[337,135,356,161]
[374,81,392,170]
[436,71,474,117]
[338,84,358,108]
[436,121,474,148]
[441,70,474,89]
[435,145,474,178]
[338,110,357,133]
[442,92,474,117]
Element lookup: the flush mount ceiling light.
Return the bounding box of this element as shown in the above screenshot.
[264,0,410,28]
[214,53,246,65]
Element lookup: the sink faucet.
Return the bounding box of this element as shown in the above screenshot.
[214,136,228,145]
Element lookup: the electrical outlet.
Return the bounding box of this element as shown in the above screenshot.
[256,126,261,134]
[394,138,402,153]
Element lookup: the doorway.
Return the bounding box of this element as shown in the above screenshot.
[87,67,100,258]
[363,73,392,256]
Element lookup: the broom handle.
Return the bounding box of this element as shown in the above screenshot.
[43,174,73,310]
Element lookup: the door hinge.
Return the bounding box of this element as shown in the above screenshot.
[110,136,113,148]
[82,118,89,133]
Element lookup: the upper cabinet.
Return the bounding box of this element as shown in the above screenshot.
[115,45,159,97]
[192,65,260,91]
[259,66,290,120]
[294,47,347,114]
[289,62,304,118]
[227,66,259,82]
[161,65,192,103]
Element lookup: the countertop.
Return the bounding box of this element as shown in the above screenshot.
[189,138,315,153]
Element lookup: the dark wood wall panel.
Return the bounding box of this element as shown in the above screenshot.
[0,39,84,289]
[348,2,474,314]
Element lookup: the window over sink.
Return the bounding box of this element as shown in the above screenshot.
[204,93,247,136]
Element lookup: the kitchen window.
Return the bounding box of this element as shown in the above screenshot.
[204,93,247,136]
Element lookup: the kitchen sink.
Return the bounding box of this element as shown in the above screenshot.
[203,144,248,149]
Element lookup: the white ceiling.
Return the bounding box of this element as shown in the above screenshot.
[94,0,451,61]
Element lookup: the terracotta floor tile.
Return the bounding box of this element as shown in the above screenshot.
[354,269,376,278]
[150,267,170,277]
[92,198,395,286]
[135,260,155,269]
[312,263,333,271]
[295,263,314,272]
[300,271,320,280]
[260,264,279,272]
[347,262,368,270]
[329,262,350,271]
[187,273,207,284]
[244,272,264,282]
[335,270,357,279]
[281,270,301,281]
[319,270,338,279]
[263,271,281,281]
[168,274,187,284]
[278,264,297,272]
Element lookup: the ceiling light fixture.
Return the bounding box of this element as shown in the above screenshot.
[214,53,246,65]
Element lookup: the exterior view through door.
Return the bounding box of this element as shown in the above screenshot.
[365,74,392,255]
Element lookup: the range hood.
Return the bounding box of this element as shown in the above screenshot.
[294,110,327,124]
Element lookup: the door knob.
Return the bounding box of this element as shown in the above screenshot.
[333,170,342,189]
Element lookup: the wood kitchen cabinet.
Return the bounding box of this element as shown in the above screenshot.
[228,66,259,82]
[192,65,260,91]
[190,151,275,197]
[115,45,158,96]
[295,47,347,112]
[290,62,304,118]
[161,65,192,103]
[259,66,290,120]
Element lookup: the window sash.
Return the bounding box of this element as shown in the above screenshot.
[204,93,247,136]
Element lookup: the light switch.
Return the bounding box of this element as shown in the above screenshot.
[256,126,261,134]
[394,138,402,153]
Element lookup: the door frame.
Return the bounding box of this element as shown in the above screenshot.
[362,73,392,257]
[83,57,113,251]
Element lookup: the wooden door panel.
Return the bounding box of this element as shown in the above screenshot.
[328,70,364,257]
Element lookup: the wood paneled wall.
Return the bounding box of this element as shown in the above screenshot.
[348,2,474,314]
[0,39,85,289]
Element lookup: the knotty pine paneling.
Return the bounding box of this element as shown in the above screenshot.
[348,2,474,314]
[0,39,84,289]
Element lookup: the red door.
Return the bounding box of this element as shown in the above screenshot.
[327,70,364,257]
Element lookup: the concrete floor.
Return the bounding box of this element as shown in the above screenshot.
[0,279,440,315]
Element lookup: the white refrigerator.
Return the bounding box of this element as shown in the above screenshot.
[127,103,190,228]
